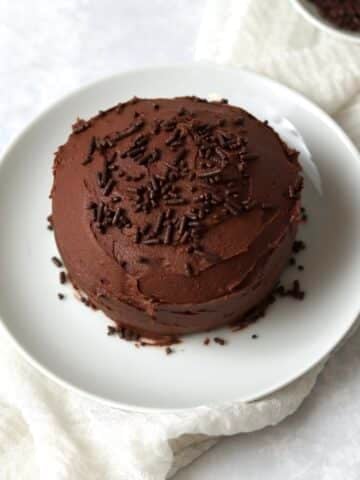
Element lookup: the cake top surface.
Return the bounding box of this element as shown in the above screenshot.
[52,96,302,305]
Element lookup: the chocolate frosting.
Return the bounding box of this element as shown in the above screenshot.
[51,96,302,339]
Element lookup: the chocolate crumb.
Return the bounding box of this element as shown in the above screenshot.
[252,334,258,339]
[107,325,117,336]
[292,240,306,254]
[214,337,226,346]
[57,293,65,300]
[203,337,210,345]
[165,346,173,355]
[275,279,305,300]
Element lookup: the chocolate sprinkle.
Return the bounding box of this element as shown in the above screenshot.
[153,212,165,235]
[51,256,63,268]
[197,169,222,179]
[275,280,305,301]
[164,198,187,206]
[142,238,160,245]
[163,224,173,245]
[180,231,190,244]
[185,262,194,277]
[96,202,105,223]
[59,271,67,284]
[112,207,123,226]
[103,179,116,196]
[135,227,142,243]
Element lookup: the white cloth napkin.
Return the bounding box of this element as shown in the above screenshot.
[1,1,360,479]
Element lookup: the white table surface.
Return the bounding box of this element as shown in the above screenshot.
[1,1,360,478]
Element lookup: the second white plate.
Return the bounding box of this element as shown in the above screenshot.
[290,0,360,43]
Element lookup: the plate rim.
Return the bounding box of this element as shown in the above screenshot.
[289,0,360,44]
[1,63,360,412]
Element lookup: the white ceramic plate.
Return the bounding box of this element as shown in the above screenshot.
[290,0,360,43]
[0,65,360,412]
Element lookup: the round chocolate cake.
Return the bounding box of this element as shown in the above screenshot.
[51,96,303,341]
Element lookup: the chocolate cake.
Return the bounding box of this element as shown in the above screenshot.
[51,96,303,341]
